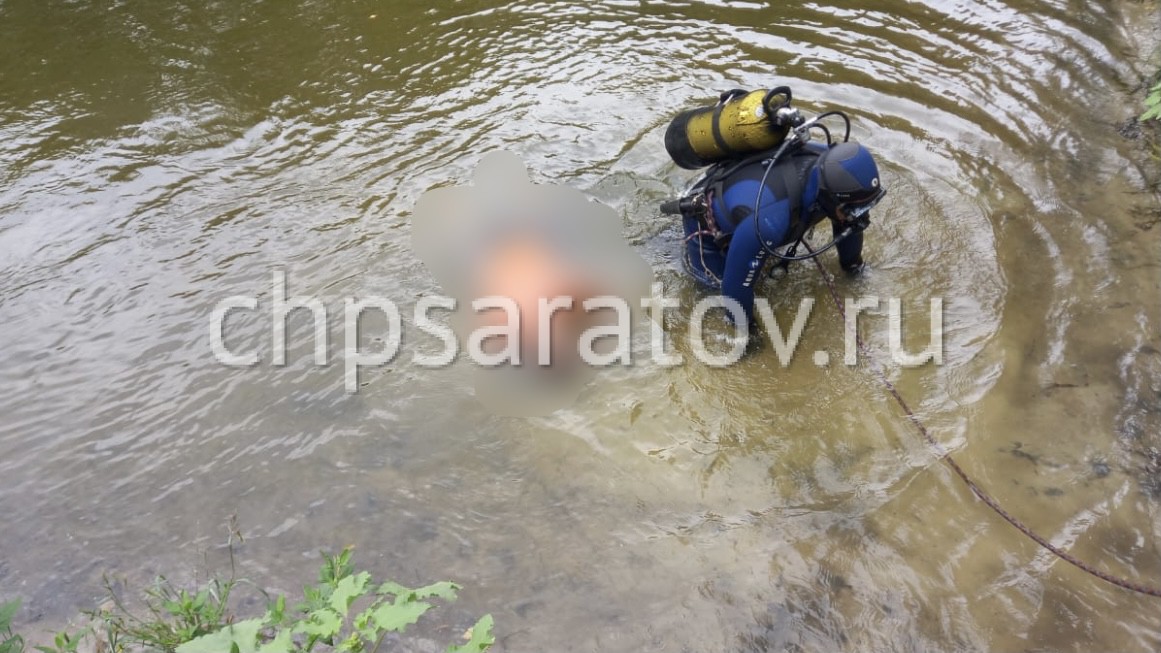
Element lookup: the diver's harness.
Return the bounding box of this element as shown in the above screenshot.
[660,94,868,266]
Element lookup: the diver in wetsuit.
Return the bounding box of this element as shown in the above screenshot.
[679,140,886,322]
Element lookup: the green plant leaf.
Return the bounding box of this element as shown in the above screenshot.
[0,599,20,631]
[409,582,460,602]
[328,572,371,614]
[1,635,24,653]
[375,582,411,599]
[264,595,287,626]
[370,600,431,633]
[177,618,265,653]
[319,549,355,585]
[1146,94,1161,107]
[336,632,364,652]
[377,581,458,602]
[1143,106,1161,122]
[298,585,325,614]
[54,631,75,652]
[191,590,209,612]
[256,628,293,653]
[446,614,495,653]
[352,604,373,632]
[294,608,343,639]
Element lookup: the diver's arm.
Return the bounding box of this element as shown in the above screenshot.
[720,214,767,322]
[833,216,865,273]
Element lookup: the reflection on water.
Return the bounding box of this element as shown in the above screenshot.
[0,0,1159,650]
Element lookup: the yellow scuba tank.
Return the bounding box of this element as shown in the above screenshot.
[664,86,794,169]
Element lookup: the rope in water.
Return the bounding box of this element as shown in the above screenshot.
[803,241,1161,599]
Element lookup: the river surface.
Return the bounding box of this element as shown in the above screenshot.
[2,1,1160,651]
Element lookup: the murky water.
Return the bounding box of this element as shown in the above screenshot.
[2,0,1160,650]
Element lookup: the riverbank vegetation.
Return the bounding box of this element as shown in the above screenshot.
[1143,79,1161,122]
[0,536,493,653]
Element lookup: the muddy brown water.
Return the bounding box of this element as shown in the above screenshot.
[1,0,1160,651]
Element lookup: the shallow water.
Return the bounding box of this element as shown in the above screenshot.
[1,0,1160,650]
